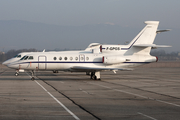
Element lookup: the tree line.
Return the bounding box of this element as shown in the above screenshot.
[0,49,38,62]
[151,50,180,61]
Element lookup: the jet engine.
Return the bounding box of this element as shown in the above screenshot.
[102,56,126,65]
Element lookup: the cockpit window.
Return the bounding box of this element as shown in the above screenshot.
[13,54,21,58]
[13,54,18,58]
[24,56,29,60]
[20,56,33,60]
[20,56,26,60]
[28,56,33,60]
[17,55,21,58]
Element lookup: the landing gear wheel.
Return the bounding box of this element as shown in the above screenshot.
[90,72,101,80]
[31,77,35,80]
[15,72,19,76]
[90,72,94,79]
[53,70,58,73]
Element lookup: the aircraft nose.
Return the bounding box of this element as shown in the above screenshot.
[7,63,19,69]
[2,61,9,66]
[2,59,14,66]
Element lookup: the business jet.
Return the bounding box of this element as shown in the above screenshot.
[2,43,101,66]
[6,21,171,80]
[2,43,100,75]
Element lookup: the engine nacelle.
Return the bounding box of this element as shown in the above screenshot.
[103,56,126,64]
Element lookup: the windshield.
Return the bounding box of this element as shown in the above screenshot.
[13,54,18,58]
[17,55,21,58]
[24,56,29,60]
[20,56,34,60]
[13,54,22,58]
[20,56,26,60]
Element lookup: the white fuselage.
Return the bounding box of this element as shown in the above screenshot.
[7,49,157,72]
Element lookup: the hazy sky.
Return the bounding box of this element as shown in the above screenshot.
[0,0,180,28]
[0,0,180,52]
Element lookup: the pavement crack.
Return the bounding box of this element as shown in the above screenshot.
[102,81,180,100]
[37,77,101,120]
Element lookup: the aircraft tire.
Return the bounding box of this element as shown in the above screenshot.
[53,70,58,73]
[15,73,19,76]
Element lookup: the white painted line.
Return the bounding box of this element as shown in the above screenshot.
[90,83,110,89]
[79,88,92,94]
[156,99,180,107]
[25,72,32,78]
[35,80,80,120]
[89,82,180,108]
[138,112,157,120]
[114,89,148,99]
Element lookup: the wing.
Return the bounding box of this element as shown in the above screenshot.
[70,66,133,72]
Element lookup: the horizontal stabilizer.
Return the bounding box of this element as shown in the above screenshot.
[71,66,133,72]
[133,44,171,49]
[156,29,171,33]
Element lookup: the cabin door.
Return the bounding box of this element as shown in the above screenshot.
[38,56,47,70]
[79,54,85,62]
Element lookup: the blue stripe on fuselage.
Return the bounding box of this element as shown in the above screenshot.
[15,61,150,64]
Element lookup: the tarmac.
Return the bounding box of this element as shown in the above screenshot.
[0,65,180,120]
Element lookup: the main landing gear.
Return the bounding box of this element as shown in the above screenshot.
[90,72,101,80]
[53,70,58,73]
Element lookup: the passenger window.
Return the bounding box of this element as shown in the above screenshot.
[70,57,73,60]
[81,57,84,60]
[64,57,67,60]
[54,57,57,60]
[28,56,33,60]
[75,57,78,61]
[86,57,89,60]
[59,57,62,60]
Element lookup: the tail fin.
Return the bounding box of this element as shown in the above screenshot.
[125,21,159,55]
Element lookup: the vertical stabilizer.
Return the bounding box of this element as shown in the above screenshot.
[125,21,159,55]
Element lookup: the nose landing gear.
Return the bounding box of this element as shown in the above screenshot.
[15,71,19,76]
[31,70,35,80]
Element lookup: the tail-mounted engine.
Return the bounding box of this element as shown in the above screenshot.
[102,56,126,64]
[102,55,158,65]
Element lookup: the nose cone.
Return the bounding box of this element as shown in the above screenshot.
[2,61,8,66]
[2,60,11,66]
[2,59,13,66]
[7,63,19,69]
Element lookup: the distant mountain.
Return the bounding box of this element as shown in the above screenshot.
[0,20,179,52]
